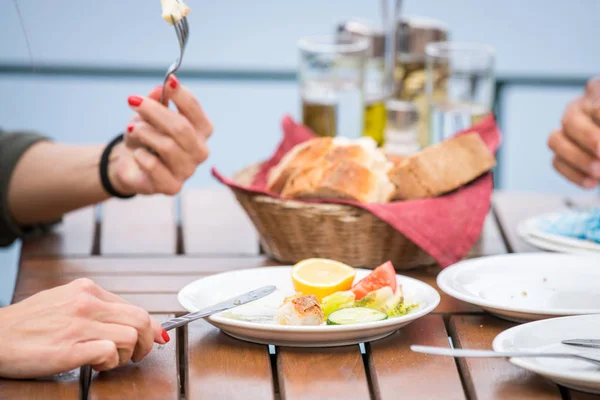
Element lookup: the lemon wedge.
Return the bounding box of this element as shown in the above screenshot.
[291,258,356,301]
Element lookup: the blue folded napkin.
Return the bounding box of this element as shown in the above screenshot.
[538,208,600,243]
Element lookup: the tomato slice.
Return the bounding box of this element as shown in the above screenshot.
[350,261,397,300]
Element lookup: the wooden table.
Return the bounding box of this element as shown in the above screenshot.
[1,190,598,400]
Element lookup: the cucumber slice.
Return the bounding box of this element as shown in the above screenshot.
[327,307,388,325]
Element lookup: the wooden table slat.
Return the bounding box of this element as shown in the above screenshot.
[492,192,567,253]
[449,315,562,399]
[277,346,371,400]
[17,256,272,278]
[100,195,176,256]
[20,206,96,259]
[182,189,258,256]
[13,257,279,314]
[368,314,465,400]
[15,275,202,296]
[0,373,79,400]
[10,292,185,315]
[187,320,274,400]
[89,314,179,400]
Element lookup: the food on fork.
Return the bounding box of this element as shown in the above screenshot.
[388,133,496,200]
[160,0,190,24]
[275,294,324,326]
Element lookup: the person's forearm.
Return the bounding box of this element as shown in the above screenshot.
[7,141,112,225]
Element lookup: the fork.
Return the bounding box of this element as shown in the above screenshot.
[160,11,190,104]
[411,345,600,367]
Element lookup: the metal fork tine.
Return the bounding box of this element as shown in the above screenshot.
[181,17,189,41]
[174,23,184,50]
[177,23,188,50]
[179,22,186,48]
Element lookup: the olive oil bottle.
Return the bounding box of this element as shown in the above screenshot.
[363,98,386,145]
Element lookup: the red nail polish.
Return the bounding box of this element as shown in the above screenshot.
[126,124,134,133]
[169,75,179,89]
[162,329,170,343]
[128,95,143,107]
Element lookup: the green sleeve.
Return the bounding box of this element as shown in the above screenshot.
[0,129,56,247]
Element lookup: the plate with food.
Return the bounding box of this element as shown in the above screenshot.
[437,253,600,323]
[517,211,600,255]
[492,314,600,394]
[178,259,440,347]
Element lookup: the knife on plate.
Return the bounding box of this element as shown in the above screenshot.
[79,285,277,399]
[562,339,600,349]
[161,285,277,331]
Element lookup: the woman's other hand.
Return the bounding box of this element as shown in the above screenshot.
[109,75,213,196]
[0,278,168,379]
[548,78,600,188]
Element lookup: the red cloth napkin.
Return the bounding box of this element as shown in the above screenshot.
[212,115,502,268]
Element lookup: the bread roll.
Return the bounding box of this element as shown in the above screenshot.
[266,138,334,194]
[282,158,392,203]
[388,133,496,200]
[280,138,395,203]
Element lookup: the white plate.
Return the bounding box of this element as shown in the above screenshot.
[517,213,600,255]
[437,253,600,323]
[177,266,440,347]
[493,314,600,394]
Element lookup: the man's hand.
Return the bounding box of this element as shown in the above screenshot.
[548,78,600,189]
[109,75,213,196]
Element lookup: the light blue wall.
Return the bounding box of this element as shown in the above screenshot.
[0,0,598,195]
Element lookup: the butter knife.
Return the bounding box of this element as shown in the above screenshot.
[79,285,276,399]
[161,285,277,331]
[562,339,600,349]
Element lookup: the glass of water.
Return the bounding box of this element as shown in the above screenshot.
[298,35,369,138]
[425,42,495,143]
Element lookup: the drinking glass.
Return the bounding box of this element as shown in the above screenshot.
[425,42,495,143]
[298,35,369,138]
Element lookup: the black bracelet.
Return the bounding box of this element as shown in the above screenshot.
[100,134,136,199]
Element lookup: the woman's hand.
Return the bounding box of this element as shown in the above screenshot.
[108,75,213,196]
[548,78,600,188]
[0,278,168,379]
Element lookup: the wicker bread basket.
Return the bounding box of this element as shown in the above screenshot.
[230,164,435,270]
